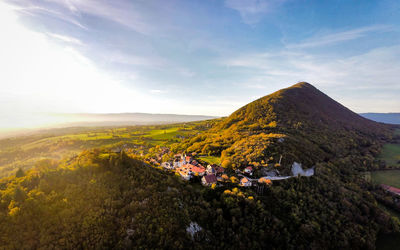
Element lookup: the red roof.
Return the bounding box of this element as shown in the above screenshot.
[381,184,400,195]
[203,174,217,183]
[191,165,205,173]
[245,167,253,171]
[241,177,249,182]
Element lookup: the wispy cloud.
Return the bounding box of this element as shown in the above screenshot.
[222,41,400,111]
[225,0,285,25]
[47,33,83,45]
[6,0,176,35]
[13,4,88,30]
[224,44,400,88]
[286,25,393,49]
[60,0,154,35]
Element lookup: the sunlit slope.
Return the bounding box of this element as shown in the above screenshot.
[0,122,212,178]
[180,82,394,169]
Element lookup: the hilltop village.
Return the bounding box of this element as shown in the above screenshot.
[152,152,315,189]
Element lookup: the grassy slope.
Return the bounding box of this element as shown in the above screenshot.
[379,144,400,167]
[198,155,221,165]
[182,82,393,169]
[371,170,400,188]
[0,122,208,178]
[377,128,400,168]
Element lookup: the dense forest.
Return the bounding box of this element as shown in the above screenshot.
[1,149,398,249]
[0,82,399,249]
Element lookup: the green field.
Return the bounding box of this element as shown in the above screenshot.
[199,155,221,165]
[378,143,400,167]
[0,121,211,178]
[370,170,400,188]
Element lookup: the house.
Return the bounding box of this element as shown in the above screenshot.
[178,164,206,177]
[244,167,253,175]
[185,156,192,163]
[173,158,183,168]
[191,165,206,176]
[258,177,272,185]
[176,167,192,181]
[240,177,252,187]
[206,165,216,175]
[381,184,400,196]
[202,174,217,186]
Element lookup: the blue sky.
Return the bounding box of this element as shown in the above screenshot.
[0,0,399,128]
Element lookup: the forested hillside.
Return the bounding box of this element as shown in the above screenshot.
[1,149,397,249]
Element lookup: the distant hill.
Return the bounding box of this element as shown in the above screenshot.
[58,113,217,125]
[360,113,400,124]
[223,82,380,130]
[181,82,393,168]
[0,113,216,139]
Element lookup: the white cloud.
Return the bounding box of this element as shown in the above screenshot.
[286,25,393,49]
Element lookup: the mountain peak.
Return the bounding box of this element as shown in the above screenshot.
[221,82,385,134]
[275,81,318,96]
[289,81,314,89]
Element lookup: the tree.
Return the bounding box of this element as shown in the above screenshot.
[15,168,25,178]
[221,159,232,169]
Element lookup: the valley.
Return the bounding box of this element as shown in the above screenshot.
[0,121,214,178]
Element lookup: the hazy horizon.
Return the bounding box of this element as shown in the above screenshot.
[1,0,399,129]
[0,112,218,134]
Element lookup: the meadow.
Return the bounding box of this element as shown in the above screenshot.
[198,155,221,165]
[378,143,400,167]
[0,121,212,178]
[370,170,400,188]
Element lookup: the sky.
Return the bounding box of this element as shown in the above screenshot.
[0,0,399,128]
